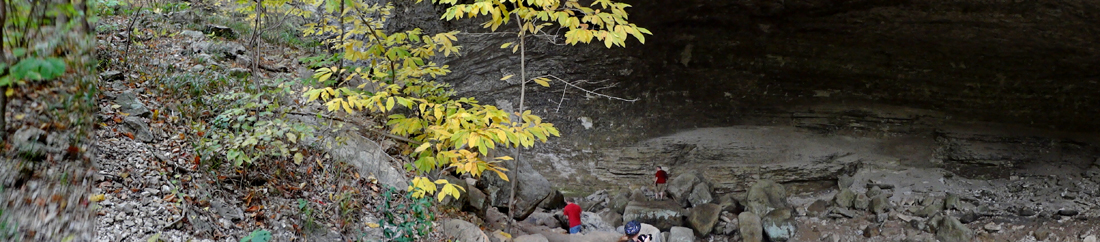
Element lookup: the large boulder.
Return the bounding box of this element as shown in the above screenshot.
[443,219,489,242]
[467,187,491,217]
[539,190,566,210]
[609,190,632,214]
[745,180,790,216]
[622,200,685,230]
[833,188,855,208]
[914,197,945,218]
[934,215,974,242]
[688,182,714,207]
[761,208,797,242]
[480,159,554,220]
[580,211,616,233]
[639,223,663,242]
[523,211,563,229]
[667,226,695,242]
[667,173,704,207]
[686,203,721,236]
[717,193,743,213]
[738,212,764,242]
[869,194,891,215]
[579,190,609,212]
[438,175,469,210]
[599,210,624,228]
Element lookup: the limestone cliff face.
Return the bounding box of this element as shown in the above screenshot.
[390,0,1100,148]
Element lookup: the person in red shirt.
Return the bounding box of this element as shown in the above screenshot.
[654,166,668,199]
[563,197,583,234]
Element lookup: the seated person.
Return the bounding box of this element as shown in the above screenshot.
[618,220,653,242]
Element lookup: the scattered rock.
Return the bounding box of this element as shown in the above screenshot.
[228,67,251,78]
[667,226,694,242]
[443,219,489,242]
[866,182,895,189]
[1057,209,1079,216]
[723,217,739,235]
[827,207,856,219]
[837,175,854,189]
[687,203,721,236]
[115,91,150,117]
[1034,229,1051,241]
[687,182,713,206]
[179,30,205,40]
[863,225,880,238]
[807,200,829,217]
[210,42,247,60]
[982,222,1001,232]
[100,70,124,81]
[738,212,764,242]
[914,197,944,217]
[834,189,856,209]
[717,193,742,213]
[203,24,238,39]
[869,195,890,214]
[1012,206,1038,217]
[866,186,883,198]
[761,208,796,242]
[945,193,960,210]
[667,173,704,207]
[622,200,685,230]
[934,215,973,242]
[1083,235,1097,242]
[745,180,790,216]
[122,116,154,142]
[12,127,49,159]
[853,194,870,211]
[957,211,980,224]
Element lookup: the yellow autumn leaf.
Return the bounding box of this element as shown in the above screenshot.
[414,142,431,153]
[89,194,105,202]
[533,77,550,87]
[500,74,514,81]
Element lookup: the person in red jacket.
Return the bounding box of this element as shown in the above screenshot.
[654,166,669,199]
[563,197,583,234]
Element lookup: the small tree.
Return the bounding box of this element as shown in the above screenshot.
[430,0,650,229]
[300,1,560,204]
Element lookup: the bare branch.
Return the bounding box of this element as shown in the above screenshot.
[531,74,638,103]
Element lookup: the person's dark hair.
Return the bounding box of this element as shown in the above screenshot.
[657,166,662,170]
[624,220,641,235]
[565,197,575,203]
